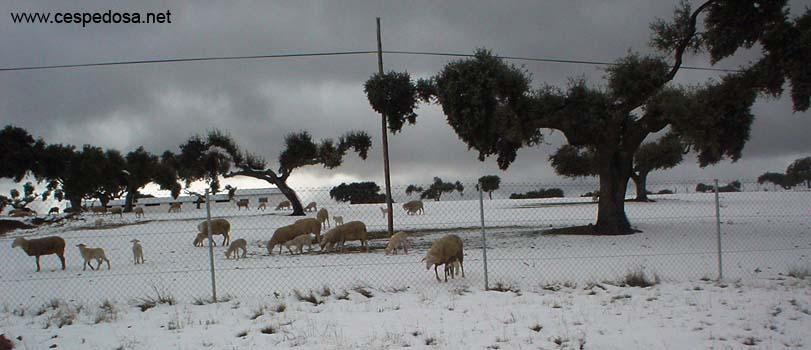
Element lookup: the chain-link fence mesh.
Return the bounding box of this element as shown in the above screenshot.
[1,180,809,306]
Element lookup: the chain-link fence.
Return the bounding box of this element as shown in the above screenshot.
[1,180,809,306]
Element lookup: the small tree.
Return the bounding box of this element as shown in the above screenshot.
[419,177,462,201]
[405,185,424,196]
[786,157,811,189]
[330,182,386,204]
[0,125,42,182]
[757,172,792,190]
[0,182,40,212]
[477,175,501,199]
[121,147,180,212]
[454,181,465,197]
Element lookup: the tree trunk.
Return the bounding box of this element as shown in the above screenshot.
[68,196,82,212]
[276,180,305,216]
[488,191,493,200]
[593,149,636,235]
[632,172,651,202]
[123,187,137,212]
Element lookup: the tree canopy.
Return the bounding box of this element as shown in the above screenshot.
[330,182,387,204]
[477,175,501,200]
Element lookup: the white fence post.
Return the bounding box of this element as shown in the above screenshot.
[478,181,489,291]
[205,190,218,302]
[714,179,723,281]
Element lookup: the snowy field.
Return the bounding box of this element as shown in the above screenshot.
[1,190,810,348]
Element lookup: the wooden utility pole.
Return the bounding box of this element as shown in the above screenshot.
[377,17,395,237]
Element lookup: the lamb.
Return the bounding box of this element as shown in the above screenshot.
[319,221,368,253]
[193,218,231,247]
[224,238,248,260]
[422,234,465,282]
[109,207,123,218]
[266,224,307,255]
[257,202,267,211]
[275,200,291,211]
[403,200,424,215]
[380,207,389,218]
[48,207,60,216]
[11,236,66,272]
[131,239,145,264]
[236,199,249,210]
[333,215,344,226]
[90,206,107,215]
[134,207,145,218]
[304,202,318,212]
[294,218,322,242]
[316,208,330,229]
[76,243,111,271]
[283,234,313,255]
[384,231,409,255]
[168,202,182,213]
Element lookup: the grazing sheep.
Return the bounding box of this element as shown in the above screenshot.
[333,215,344,226]
[380,207,389,217]
[275,200,291,211]
[11,236,66,272]
[294,218,322,243]
[193,218,231,247]
[304,202,318,212]
[90,206,107,215]
[134,207,145,218]
[319,221,368,253]
[445,259,462,279]
[76,243,111,271]
[316,208,330,229]
[109,207,123,218]
[384,231,409,255]
[48,207,60,216]
[403,200,424,215]
[422,234,464,282]
[283,234,313,255]
[168,202,182,213]
[131,239,145,264]
[224,238,248,260]
[266,224,307,255]
[236,199,249,210]
[257,202,267,211]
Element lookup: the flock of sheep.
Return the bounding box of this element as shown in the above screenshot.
[9,199,465,282]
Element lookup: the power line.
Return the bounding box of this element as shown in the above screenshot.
[0,49,741,73]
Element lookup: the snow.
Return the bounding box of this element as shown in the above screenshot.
[1,190,810,348]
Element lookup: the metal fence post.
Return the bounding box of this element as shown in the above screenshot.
[205,190,218,302]
[478,182,489,291]
[714,179,723,281]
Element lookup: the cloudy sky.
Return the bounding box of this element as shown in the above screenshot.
[2,0,810,193]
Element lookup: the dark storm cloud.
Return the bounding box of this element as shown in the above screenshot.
[2,1,809,189]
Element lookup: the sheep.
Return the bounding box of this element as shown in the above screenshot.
[11,236,66,272]
[316,208,330,229]
[294,218,322,243]
[380,207,389,218]
[90,206,107,215]
[283,234,313,255]
[333,215,344,226]
[193,218,231,247]
[236,199,249,210]
[134,207,145,218]
[422,234,465,282]
[266,224,307,255]
[319,221,368,253]
[76,243,111,271]
[168,202,182,213]
[48,207,60,216]
[109,207,123,218]
[257,202,267,211]
[403,200,424,215]
[131,239,145,264]
[384,231,409,255]
[275,200,291,211]
[224,238,248,260]
[304,201,317,212]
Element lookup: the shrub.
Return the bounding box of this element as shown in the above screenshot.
[509,188,564,199]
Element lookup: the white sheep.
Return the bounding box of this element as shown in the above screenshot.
[257,202,267,211]
[134,207,145,218]
[385,231,409,255]
[283,234,313,255]
[168,202,182,213]
[275,200,291,211]
[76,243,111,271]
[294,218,322,243]
[109,207,123,218]
[131,239,145,264]
[304,201,318,212]
[403,200,424,215]
[90,206,107,215]
[422,234,464,282]
[379,207,389,218]
[333,215,344,226]
[236,199,249,210]
[11,236,66,272]
[48,207,60,216]
[316,208,330,229]
[193,218,231,247]
[319,221,368,253]
[267,224,307,255]
[225,238,248,260]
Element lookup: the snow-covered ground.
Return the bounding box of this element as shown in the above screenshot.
[1,190,810,348]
